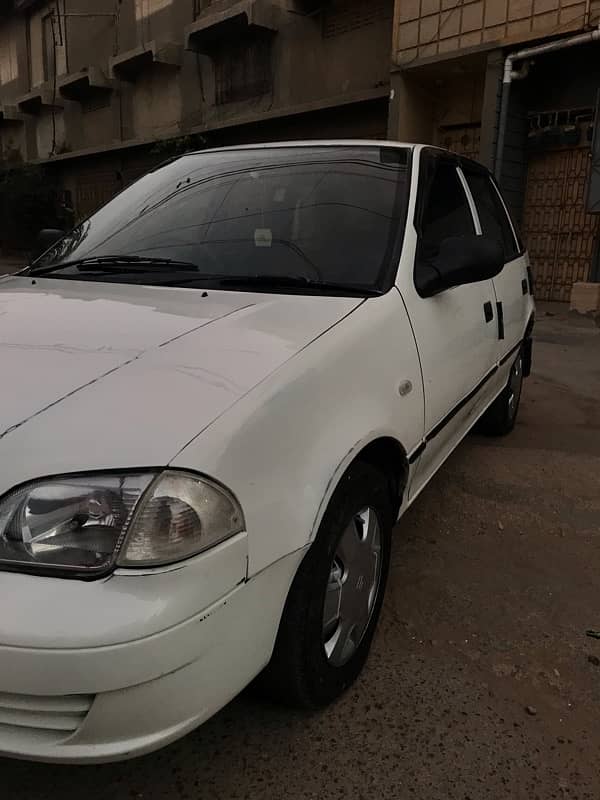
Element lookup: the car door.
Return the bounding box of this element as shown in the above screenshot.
[460,162,532,367]
[396,149,499,494]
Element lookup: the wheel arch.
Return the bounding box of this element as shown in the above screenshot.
[310,434,410,543]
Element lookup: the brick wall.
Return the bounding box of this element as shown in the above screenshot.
[394,0,600,65]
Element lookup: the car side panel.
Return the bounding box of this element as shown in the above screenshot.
[457,159,535,368]
[492,252,534,358]
[170,289,424,576]
[395,147,500,499]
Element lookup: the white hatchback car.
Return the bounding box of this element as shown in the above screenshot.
[0,142,534,763]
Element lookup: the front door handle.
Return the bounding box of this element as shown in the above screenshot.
[483,301,494,323]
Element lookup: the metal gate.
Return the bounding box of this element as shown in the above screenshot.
[522,147,599,302]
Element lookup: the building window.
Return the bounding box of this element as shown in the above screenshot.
[214,35,272,105]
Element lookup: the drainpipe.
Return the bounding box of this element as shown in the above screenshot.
[494,25,600,182]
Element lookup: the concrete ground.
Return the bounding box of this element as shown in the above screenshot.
[3,302,600,799]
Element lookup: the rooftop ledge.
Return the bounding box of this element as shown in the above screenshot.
[58,67,113,102]
[17,83,64,114]
[109,41,183,81]
[185,0,279,54]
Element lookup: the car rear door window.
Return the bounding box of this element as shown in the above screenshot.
[418,159,475,256]
[463,169,520,262]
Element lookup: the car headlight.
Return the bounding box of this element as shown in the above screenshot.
[0,471,244,577]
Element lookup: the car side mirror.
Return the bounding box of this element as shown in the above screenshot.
[416,235,504,298]
[34,228,64,258]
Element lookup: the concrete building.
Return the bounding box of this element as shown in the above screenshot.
[0,0,394,217]
[390,0,600,301]
[1,0,600,302]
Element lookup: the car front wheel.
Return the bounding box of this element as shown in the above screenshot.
[258,461,394,708]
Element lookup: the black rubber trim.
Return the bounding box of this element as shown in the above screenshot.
[523,337,533,377]
[496,301,505,340]
[484,301,494,323]
[521,278,528,295]
[408,441,426,464]
[427,364,498,442]
[409,335,526,463]
[499,340,522,367]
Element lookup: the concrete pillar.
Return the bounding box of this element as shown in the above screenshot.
[387,68,435,144]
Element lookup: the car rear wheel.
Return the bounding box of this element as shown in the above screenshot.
[258,461,394,708]
[478,348,524,436]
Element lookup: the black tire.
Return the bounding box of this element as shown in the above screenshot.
[258,461,394,709]
[477,348,524,436]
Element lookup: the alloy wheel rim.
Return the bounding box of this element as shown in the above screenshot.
[322,507,382,668]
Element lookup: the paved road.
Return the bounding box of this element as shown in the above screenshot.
[3,304,600,799]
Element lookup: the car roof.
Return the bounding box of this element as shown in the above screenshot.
[173,141,488,175]
[183,140,420,156]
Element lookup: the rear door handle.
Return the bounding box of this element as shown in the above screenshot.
[496,301,505,340]
[483,301,494,323]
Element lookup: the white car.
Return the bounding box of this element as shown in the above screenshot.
[0,142,534,763]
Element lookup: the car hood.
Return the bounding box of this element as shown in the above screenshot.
[0,277,360,489]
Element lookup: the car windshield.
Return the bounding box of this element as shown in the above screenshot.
[31,145,411,295]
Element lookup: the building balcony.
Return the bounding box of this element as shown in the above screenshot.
[109,41,183,81]
[185,0,279,55]
[16,83,64,114]
[58,67,113,103]
[0,105,24,125]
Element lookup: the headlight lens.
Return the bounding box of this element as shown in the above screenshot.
[118,472,244,567]
[0,471,244,576]
[0,474,153,574]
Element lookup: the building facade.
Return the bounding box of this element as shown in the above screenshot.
[0,0,394,218]
[1,0,600,300]
[390,0,600,300]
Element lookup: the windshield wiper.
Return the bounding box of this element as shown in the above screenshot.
[28,258,381,296]
[29,255,200,276]
[215,274,382,296]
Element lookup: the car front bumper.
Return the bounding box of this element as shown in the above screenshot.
[0,543,306,764]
